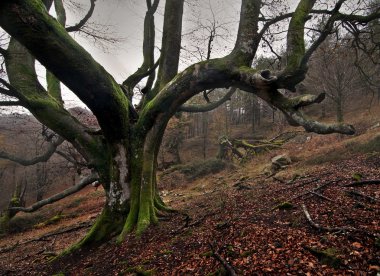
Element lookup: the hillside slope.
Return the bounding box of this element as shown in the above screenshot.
[0,122,379,275]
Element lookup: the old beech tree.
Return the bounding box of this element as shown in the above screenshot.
[0,0,379,251]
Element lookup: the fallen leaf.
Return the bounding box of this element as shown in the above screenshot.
[352,242,362,249]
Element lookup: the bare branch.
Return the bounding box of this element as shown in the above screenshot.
[10,172,99,213]
[302,204,352,232]
[56,150,88,167]
[180,88,236,113]
[0,137,64,166]
[0,100,22,106]
[122,59,160,96]
[65,0,96,32]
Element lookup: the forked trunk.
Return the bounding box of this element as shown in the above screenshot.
[64,126,170,253]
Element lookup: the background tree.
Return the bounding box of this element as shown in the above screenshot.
[0,0,379,255]
[306,40,361,123]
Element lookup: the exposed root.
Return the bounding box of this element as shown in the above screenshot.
[58,206,124,258]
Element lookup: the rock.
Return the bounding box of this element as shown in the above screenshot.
[263,154,292,177]
[369,122,380,130]
[271,154,292,167]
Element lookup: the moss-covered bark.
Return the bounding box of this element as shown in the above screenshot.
[0,183,24,234]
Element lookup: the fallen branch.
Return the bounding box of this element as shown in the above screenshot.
[310,191,333,202]
[209,242,237,276]
[171,212,214,235]
[302,204,352,232]
[0,221,92,254]
[345,190,377,203]
[343,180,380,187]
[10,173,98,212]
[289,180,339,201]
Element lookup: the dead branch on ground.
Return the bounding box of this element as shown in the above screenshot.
[288,179,340,201]
[345,190,377,203]
[208,241,237,276]
[343,180,380,187]
[0,221,92,254]
[301,204,353,232]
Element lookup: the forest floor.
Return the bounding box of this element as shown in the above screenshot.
[0,127,379,275]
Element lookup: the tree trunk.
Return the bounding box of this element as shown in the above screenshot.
[202,112,208,159]
[336,88,344,123]
[336,95,344,123]
[0,181,25,234]
[64,121,171,253]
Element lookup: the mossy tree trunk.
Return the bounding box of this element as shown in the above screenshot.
[0,181,25,234]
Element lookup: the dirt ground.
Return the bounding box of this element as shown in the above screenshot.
[0,131,379,275]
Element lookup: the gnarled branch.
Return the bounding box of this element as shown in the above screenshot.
[180,87,236,113]
[65,0,96,32]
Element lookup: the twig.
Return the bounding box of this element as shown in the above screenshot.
[345,190,377,203]
[343,180,380,187]
[302,204,351,232]
[289,180,339,201]
[310,191,333,202]
[275,178,320,192]
[208,242,237,276]
[171,212,214,235]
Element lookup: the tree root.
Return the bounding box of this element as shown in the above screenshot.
[59,207,124,257]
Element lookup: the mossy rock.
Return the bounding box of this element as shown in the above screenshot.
[305,247,341,268]
[272,202,294,211]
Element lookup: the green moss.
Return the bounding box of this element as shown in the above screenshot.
[272,202,294,210]
[200,251,213,257]
[34,213,64,228]
[375,238,380,248]
[306,247,341,268]
[241,250,253,257]
[123,266,155,276]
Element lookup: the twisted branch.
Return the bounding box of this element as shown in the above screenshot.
[65,0,96,32]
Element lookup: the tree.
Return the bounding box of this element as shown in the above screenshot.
[0,0,379,254]
[306,41,361,123]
